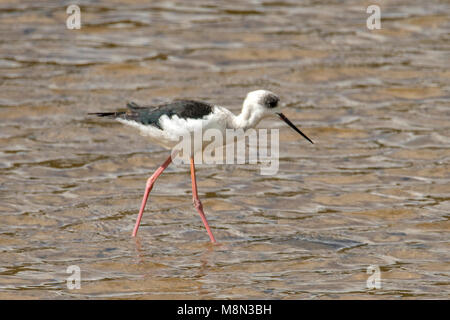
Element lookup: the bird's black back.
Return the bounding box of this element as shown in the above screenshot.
[89,100,214,129]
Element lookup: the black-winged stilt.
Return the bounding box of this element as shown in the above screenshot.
[90,90,313,243]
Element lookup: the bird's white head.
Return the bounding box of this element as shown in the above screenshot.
[236,89,314,144]
[244,89,280,114]
[236,90,280,129]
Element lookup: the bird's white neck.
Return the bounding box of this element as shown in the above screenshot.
[227,104,266,130]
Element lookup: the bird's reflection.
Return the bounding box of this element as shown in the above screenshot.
[132,235,231,297]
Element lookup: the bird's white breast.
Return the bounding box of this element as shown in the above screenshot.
[117,106,230,151]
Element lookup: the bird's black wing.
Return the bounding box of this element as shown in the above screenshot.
[89,100,213,129]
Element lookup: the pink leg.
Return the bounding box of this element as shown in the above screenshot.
[132,155,172,237]
[190,156,217,243]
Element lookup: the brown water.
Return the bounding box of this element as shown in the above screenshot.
[0,0,449,299]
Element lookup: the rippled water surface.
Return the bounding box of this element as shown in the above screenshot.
[0,0,449,299]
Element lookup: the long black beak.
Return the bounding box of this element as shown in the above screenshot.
[277,112,314,144]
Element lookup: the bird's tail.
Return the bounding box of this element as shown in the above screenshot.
[88,111,126,118]
[88,102,142,118]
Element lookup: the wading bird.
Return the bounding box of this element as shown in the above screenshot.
[90,90,313,243]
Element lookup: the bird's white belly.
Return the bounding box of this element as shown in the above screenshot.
[117,110,228,152]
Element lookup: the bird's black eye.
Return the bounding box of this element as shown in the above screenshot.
[269,100,278,108]
[264,95,279,108]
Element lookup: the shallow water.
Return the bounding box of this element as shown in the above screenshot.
[0,0,449,299]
